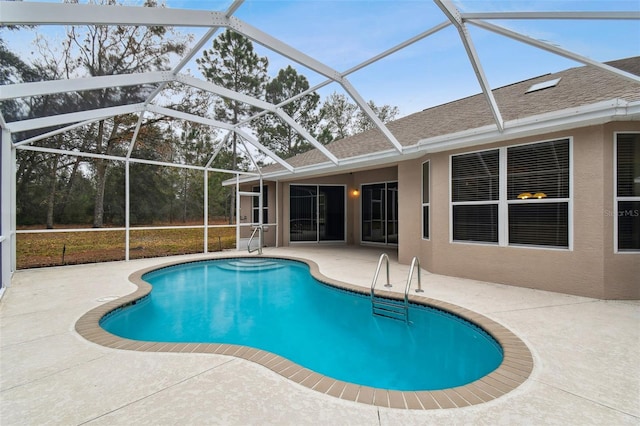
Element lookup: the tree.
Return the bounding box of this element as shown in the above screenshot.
[318,91,400,142]
[2,38,92,227]
[319,92,357,141]
[196,29,269,222]
[0,39,41,121]
[35,0,190,227]
[197,29,269,159]
[256,65,321,158]
[354,100,399,133]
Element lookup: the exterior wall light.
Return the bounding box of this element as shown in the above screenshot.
[352,189,360,197]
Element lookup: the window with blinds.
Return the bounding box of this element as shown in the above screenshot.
[451,150,499,243]
[452,150,499,202]
[422,161,430,239]
[616,133,640,251]
[507,139,570,247]
[450,139,571,248]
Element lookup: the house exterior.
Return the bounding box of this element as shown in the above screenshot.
[239,58,640,299]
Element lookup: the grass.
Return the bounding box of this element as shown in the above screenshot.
[16,225,237,269]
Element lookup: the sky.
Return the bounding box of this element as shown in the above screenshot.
[2,0,640,118]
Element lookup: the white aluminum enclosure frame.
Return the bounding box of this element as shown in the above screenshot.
[0,1,639,292]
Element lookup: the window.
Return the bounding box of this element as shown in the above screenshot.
[422,161,430,239]
[252,185,268,224]
[507,140,570,247]
[451,138,571,248]
[616,134,640,251]
[451,150,499,243]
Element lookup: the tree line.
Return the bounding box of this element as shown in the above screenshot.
[1,0,398,228]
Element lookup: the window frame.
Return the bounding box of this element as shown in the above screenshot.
[360,180,399,246]
[288,183,346,244]
[422,160,430,240]
[506,138,572,249]
[449,137,573,250]
[449,147,501,246]
[614,131,640,253]
[252,185,268,225]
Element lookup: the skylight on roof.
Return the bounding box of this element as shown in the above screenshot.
[526,78,561,93]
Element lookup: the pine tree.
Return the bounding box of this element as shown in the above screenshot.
[256,65,320,158]
[197,29,269,223]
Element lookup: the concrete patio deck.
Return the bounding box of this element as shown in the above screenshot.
[1,246,638,425]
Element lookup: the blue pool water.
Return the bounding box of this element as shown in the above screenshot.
[101,258,503,391]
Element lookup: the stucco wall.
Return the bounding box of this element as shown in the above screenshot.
[399,123,639,299]
[260,123,637,298]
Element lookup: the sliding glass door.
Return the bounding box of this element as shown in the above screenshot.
[362,182,398,245]
[290,185,345,242]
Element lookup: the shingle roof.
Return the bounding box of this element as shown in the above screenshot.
[265,56,640,173]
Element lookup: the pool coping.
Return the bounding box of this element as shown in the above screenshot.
[75,255,533,410]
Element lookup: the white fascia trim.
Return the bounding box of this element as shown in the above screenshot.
[0,2,229,27]
[414,99,640,153]
[0,72,172,100]
[224,98,640,185]
[225,147,405,186]
[6,103,146,133]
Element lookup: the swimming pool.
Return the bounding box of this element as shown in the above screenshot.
[76,255,534,409]
[100,257,503,391]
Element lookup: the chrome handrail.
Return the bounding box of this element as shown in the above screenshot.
[248,225,263,255]
[370,253,392,299]
[404,256,424,305]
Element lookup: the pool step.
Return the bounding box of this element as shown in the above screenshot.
[371,296,408,322]
[217,258,284,271]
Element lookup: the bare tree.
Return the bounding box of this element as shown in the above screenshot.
[35,0,190,227]
[319,92,399,142]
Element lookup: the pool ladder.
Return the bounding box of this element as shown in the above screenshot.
[370,254,424,323]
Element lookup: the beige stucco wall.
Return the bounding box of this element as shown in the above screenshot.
[251,122,637,298]
[398,123,639,299]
